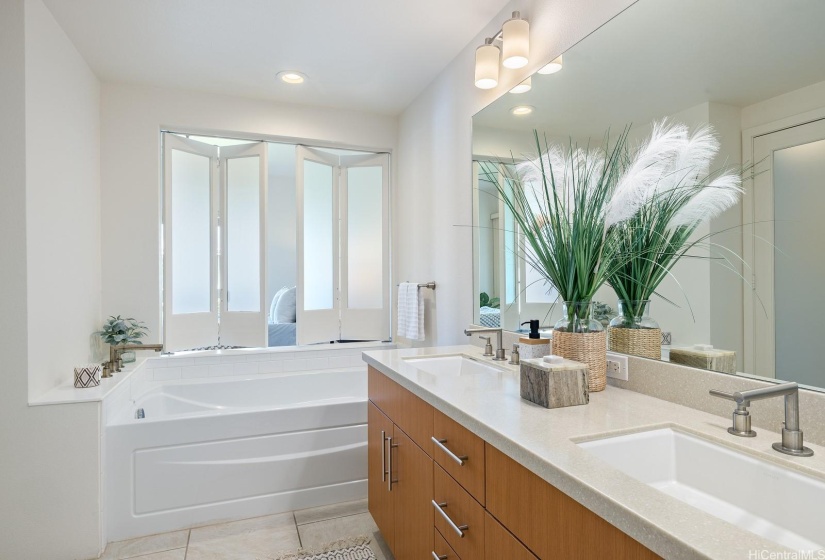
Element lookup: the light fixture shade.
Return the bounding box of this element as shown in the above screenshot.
[537,55,563,75]
[509,76,532,94]
[475,43,500,89]
[502,17,529,69]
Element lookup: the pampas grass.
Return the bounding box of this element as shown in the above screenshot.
[480,120,746,331]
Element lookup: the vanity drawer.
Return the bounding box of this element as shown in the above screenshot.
[485,444,661,559]
[433,527,460,560]
[484,511,537,560]
[368,366,433,454]
[433,464,484,560]
[432,408,485,505]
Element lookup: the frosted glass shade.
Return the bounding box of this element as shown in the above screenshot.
[347,166,383,309]
[303,160,334,311]
[538,55,563,74]
[502,18,529,69]
[509,76,532,94]
[475,43,500,89]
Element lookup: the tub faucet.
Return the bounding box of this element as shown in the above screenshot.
[464,327,506,361]
[104,344,164,376]
[710,382,813,457]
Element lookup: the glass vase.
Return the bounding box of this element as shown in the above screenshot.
[553,301,604,334]
[608,300,661,360]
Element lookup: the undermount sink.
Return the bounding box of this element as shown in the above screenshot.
[402,354,505,376]
[578,428,824,551]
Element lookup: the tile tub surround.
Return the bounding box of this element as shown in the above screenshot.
[362,345,825,560]
[615,355,825,447]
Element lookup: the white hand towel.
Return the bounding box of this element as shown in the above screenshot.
[397,282,425,341]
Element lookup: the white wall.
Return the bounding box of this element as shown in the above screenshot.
[100,84,398,340]
[0,1,102,559]
[25,0,102,400]
[741,79,825,131]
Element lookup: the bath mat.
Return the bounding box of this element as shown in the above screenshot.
[271,536,376,560]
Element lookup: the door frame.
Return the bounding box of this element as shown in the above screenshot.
[742,107,825,374]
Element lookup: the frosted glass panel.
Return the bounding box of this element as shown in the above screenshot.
[347,166,383,309]
[525,249,556,303]
[171,149,211,314]
[303,160,334,310]
[503,178,517,305]
[226,156,261,312]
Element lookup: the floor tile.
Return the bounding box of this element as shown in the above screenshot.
[101,530,189,559]
[131,549,185,560]
[293,499,369,526]
[297,512,393,560]
[186,513,299,560]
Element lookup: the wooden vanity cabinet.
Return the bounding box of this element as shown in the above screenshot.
[368,369,434,560]
[368,365,661,560]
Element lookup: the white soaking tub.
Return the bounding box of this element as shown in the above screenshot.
[105,368,367,541]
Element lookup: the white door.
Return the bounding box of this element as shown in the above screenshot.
[340,153,390,341]
[219,142,268,348]
[748,118,825,379]
[296,146,340,344]
[163,135,219,351]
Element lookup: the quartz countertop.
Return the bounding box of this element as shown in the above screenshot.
[362,345,825,560]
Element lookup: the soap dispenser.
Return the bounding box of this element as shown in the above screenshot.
[518,320,551,359]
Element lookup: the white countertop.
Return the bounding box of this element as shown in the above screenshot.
[363,345,825,560]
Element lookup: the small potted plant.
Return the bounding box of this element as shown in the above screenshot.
[97,315,148,363]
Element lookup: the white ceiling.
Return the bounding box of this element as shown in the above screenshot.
[43,0,512,115]
[474,0,825,136]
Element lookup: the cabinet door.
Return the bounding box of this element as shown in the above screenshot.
[368,402,394,552]
[391,426,433,560]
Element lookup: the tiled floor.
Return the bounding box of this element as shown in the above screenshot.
[100,499,393,560]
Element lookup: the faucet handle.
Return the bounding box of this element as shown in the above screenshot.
[479,336,493,357]
[710,389,756,437]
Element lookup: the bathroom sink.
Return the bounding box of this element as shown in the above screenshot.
[578,428,824,551]
[403,355,505,376]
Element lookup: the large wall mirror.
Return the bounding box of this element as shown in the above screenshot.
[472,0,825,391]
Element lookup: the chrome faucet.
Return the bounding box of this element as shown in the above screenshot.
[710,382,813,457]
[103,343,164,377]
[464,327,506,361]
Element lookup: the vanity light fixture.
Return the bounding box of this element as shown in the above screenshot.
[475,39,501,89]
[537,55,563,75]
[511,105,534,116]
[509,76,532,94]
[277,71,306,84]
[474,11,530,89]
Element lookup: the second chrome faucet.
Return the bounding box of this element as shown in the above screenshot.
[464,327,506,361]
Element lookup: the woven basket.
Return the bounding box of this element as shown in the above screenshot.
[552,330,607,392]
[608,327,661,360]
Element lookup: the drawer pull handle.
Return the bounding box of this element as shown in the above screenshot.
[431,437,468,466]
[432,500,468,538]
[432,553,448,560]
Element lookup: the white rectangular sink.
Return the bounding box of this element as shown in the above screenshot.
[579,428,824,551]
[403,355,504,377]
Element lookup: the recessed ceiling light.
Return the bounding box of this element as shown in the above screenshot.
[537,55,563,75]
[277,71,306,84]
[511,105,534,116]
[509,77,532,94]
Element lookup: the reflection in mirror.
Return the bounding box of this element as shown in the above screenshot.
[471,0,825,391]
